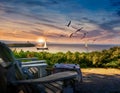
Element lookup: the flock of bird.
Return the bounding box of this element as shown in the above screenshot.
[65,20,97,52]
[66,21,88,39]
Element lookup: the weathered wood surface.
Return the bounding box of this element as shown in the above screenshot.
[17,71,78,84]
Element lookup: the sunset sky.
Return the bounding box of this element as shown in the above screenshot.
[0,0,120,44]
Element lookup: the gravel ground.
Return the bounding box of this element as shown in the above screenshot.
[76,68,120,93]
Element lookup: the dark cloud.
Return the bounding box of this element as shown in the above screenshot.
[110,0,120,6]
[0,0,120,43]
[0,0,59,7]
[81,17,98,24]
[0,5,57,25]
[99,19,120,31]
[34,28,44,32]
[45,33,67,38]
[0,4,27,16]
[87,30,102,37]
[102,33,116,40]
[110,0,120,16]
[13,21,34,26]
[23,0,59,6]
[0,4,18,13]
[29,30,44,36]
[3,32,23,38]
[35,22,65,31]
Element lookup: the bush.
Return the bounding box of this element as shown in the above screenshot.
[13,46,120,68]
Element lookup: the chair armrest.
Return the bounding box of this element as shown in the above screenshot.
[15,71,78,84]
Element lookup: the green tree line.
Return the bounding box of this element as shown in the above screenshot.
[13,46,120,68]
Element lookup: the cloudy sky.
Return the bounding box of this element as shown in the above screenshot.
[0,0,120,44]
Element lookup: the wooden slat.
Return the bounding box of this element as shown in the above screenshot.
[16,71,78,84]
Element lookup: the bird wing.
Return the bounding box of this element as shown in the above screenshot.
[75,27,83,33]
[69,33,74,38]
[67,21,71,27]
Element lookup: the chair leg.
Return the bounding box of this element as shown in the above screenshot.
[0,65,7,93]
[14,85,32,93]
[62,79,76,93]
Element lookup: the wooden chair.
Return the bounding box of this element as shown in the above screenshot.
[0,42,82,93]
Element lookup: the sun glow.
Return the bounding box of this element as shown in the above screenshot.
[37,38,45,43]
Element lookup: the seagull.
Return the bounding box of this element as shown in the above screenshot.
[66,21,71,27]
[69,32,74,38]
[59,34,66,37]
[69,27,84,38]
[92,39,97,44]
[81,32,88,39]
[75,27,83,33]
[71,25,78,29]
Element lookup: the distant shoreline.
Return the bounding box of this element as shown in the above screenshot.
[8,43,35,47]
[10,43,120,53]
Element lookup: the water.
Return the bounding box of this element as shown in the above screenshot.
[10,43,120,53]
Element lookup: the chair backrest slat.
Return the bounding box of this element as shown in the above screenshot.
[0,42,26,80]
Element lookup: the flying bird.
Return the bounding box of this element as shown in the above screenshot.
[75,27,83,33]
[69,32,74,38]
[66,21,71,27]
[81,32,88,39]
[71,25,78,29]
[92,39,97,44]
[59,34,66,37]
[69,27,84,38]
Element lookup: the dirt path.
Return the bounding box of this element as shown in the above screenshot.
[77,68,120,93]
